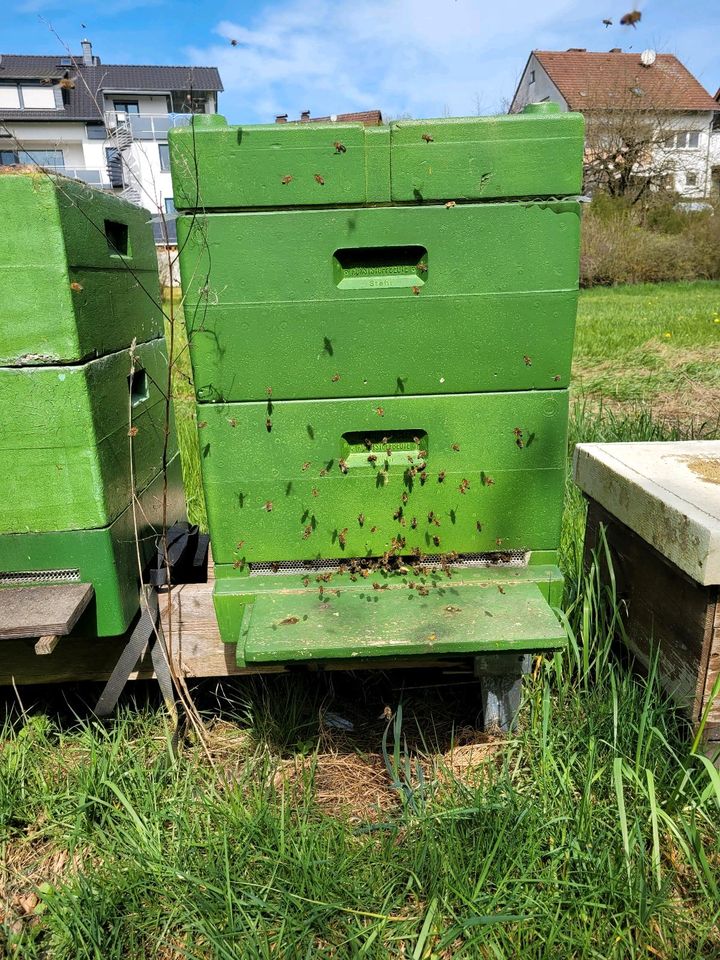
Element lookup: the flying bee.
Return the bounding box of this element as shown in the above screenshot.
[334,141,346,153]
[266,417,272,432]
[602,17,612,26]
[437,471,446,483]
[338,458,348,474]
[620,9,641,27]
[230,38,239,45]
[314,173,325,185]
[70,281,84,292]
[422,133,434,143]
[451,443,460,452]
[281,175,293,185]
[264,501,273,511]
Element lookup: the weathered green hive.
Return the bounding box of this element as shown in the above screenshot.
[0,171,162,366]
[0,171,185,637]
[170,105,583,668]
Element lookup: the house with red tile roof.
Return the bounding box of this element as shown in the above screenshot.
[510,49,718,198]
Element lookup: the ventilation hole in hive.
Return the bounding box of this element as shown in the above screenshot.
[0,568,81,586]
[249,551,529,576]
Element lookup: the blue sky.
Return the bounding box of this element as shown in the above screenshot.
[3,0,718,123]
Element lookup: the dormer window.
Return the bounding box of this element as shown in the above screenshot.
[0,83,59,110]
[529,70,536,84]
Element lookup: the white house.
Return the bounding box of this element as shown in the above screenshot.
[510,49,719,198]
[0,41,223,241]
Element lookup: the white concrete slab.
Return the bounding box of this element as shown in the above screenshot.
[573,441,720,586]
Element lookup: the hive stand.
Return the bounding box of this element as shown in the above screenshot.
[574,441,720,758]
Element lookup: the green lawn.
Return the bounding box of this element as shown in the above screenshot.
[2,283,719,959]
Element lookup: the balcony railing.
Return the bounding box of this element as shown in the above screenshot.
[104,111,193,141]
[0,161,109,188]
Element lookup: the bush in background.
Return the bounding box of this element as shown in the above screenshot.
[580,193,720,286]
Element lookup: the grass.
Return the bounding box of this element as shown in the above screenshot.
[2,282,720,958]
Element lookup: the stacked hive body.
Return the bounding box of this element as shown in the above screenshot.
[170,105,584,667]
[0,171,185,637]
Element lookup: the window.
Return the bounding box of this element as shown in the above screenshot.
[20,86,56,109]
[86,124,107,140]
[113,100,140,114]
[665,131,701,150]
[529,69,536,84]
[165,197,177,215]
[158,143,170,171]
[0,86,21,109]
[0,148,64,168]
[686,171,698,187]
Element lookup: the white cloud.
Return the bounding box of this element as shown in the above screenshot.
[187,0,609,123]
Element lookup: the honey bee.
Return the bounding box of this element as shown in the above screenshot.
[228,418,237,427]
[459,478,470,495]
[401,492,409,504]
[358,513,365,526]
[418,449,427,459]
[513,427,524,449]
[235,540,245,549]
[393,507,403,520]
[422,133,434,143]
[281,175,293,185]
[334,141,346,153]
[271,562,281,573]
[418,584,430,597]
[481,474,495,487]
[266,418,272,432]
[319,468,328,477]
[412,286,420,296]
[266,386,273,396]
[445,201,456,209]
[279,616,299,625]
[197,421,207,429]
[233,559,244,569]
[338,528,348,548]
[264,501,273,511]
[437,471,446,482]
[367,454,378,464]
[620,9,641,27]
[451,443,460,452]
[419,471,427,485]
[302,524,313,539]
[497,585,506,595]
[302,461,311,471]
[338,458,348,474]
[302,576,311,586]
[370,526,378,534]
[553,374,561,382]
[312,487,319,497]
[410,517,418,529]
[523,355,532,366]
[331,373,341,382]
[417,262,428,273]
[496,538,504,546]
[476,520,483,532]
[70,281,84,292]
[376,407,385,417]
[230,38,239,45]
[314,174,325,185]
[373,582,387,591]
[602,18,612,26]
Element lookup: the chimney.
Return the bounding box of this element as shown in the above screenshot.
[275,113,288,123]
[81,38,93,66]
[567,48,586,53]
[300,110,311,122]
[609,47,621,53]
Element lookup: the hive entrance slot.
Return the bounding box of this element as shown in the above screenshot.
[333,245,427,289]
[104,219,130,257]
[249,551,529,576]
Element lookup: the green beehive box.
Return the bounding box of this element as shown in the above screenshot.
[0,339,175,533]
[177,201,580,402]
[169,105,583,211]
[0,454,185,636]
[171,107,582,668]
[0,170,163,365]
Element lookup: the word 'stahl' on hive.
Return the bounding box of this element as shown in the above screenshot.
[170,105,584,717]
[0,170,185,638]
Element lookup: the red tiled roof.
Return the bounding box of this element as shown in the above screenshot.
[534,50,717,112]
[277,110,383,126]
